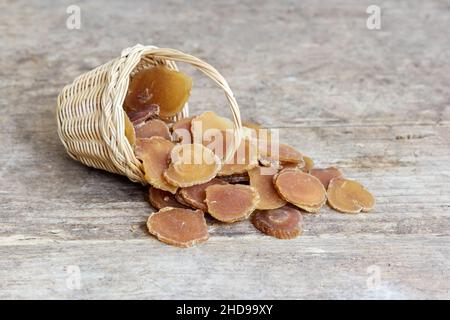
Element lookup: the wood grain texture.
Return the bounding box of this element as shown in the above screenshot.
[0,0,449,299]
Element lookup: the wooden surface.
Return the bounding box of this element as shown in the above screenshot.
[1,0,449,299]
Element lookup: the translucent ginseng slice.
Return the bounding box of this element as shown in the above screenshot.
[135,119,172,140]
[274,169,326,213]
[148,187,187,210]
[179,178,227,212]
[124,66,192,118]
[219,138,259,176]
[164,143,222,187]
[251,206,303,239]
[147,207,209,248]
[191,111,235,156]
[127,104,160,125]
[172,116,194,143]
[138,137,178,194]
[205,184,259,223]
[302,156,314,173]
[311,167,343,189]
[327,178,375,214]
[124,113,136,147]
[248,167,286,210]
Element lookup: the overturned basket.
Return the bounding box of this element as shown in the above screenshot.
[56,44,243,184]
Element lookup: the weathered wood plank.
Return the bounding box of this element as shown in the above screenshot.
[1,0,449,299]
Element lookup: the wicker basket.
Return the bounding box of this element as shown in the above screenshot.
[56,44,242,184]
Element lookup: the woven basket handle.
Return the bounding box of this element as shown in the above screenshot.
[120,45,244,157]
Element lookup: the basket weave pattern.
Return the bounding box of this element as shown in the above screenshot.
[57,44,242,184]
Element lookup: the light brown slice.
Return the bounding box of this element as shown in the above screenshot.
[138,137,177,194]
[135,119,172,140]
[311,167,343,189]
[172,116,194,143]
[164,143,222,187]
[205,184,259,223]
[124,66,192,118]
[174,192,194,208]
[179,178,227,211]
[147,207,209,248]
[252,206,303,239]
[302,156,314,173]
[248,166,286,210]
[219,138,259,176]
[259,143,304,167]
[274,169,326,213]
[127,104,160,125]
[327,178,375,213]
[124,113,136,147]
[148,187,187,210]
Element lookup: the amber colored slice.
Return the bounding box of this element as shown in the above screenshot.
[219,138,259,176]
[124,66,192,118]
[242,121,261,130]
[138,137,177,194]
[274,169,326,212]
[205,184,259,223]
[172,116,194,143]
[135,119,172,140]
[252,206,303,239]
[127,104,160,125]
[248,167,286,210]
[164,143,222,187]
[147,207,209,248]
[302,156,314,173]
[327,178,375,214]
[179,178,227,211]
[124,113,136,147]
[148,187,187,210]
[310,167,343,189]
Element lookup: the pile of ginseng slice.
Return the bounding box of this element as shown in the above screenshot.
[123,65,375,248]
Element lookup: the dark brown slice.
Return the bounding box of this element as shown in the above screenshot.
[127,104,160,125]
[274,169,326,213]
[205,184,259,223]
[310,167,343,189]
[148,187,187,210]
[179,178,227,211]
[252,206,303,239]
[327,178,375,213]
[248,166,286,210]
[218,173,250,184]
[135,119,172,140]
[147,207,209,248]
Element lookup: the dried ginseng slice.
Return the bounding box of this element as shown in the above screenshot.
[148,187,187,210]
[311,167,343,189]
[164,143,222,187]
[124,66,192,118]
[138,137,178,194]
[259,143,304,168]
[135,119,172,140]
[147,207,209,248]
[205,184,259,223]
[327,178,375,213]
[248,167,286,210]
[219,138,259,176]
[172,116,194,143]
[127,104,160,125]
[179,178,227,211]
[252,206,303,239]
[175,192,194,208]
[274,169,326,213]
[218,173,250,184]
